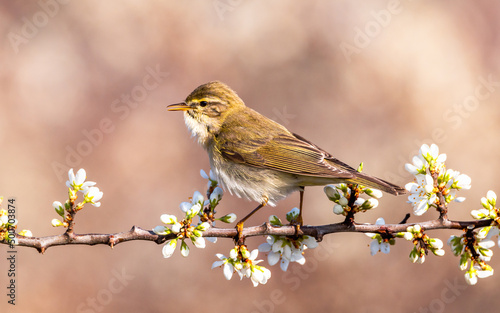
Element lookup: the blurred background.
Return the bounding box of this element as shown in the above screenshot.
[1,1,500,312]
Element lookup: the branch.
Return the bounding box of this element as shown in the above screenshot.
[3,144,496,287]
[6,218,494,253]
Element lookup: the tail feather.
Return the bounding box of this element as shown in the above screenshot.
[349,173,407,196]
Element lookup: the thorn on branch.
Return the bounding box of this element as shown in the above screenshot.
[311,227,322,242]
[400,213,411,224]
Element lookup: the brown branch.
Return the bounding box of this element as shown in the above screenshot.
[10,226,168,253]
[3,218,494,253]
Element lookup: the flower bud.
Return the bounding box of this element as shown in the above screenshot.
[19,229,32,237]
[324,185,340,200]
[192,191,204,205]
[487,190,497,207]
[53,201,65,217]
[160,214,177,225]
[286,208,300,221]
[196,222,211,231]
[180,240,190,257]
[162,239,177,258]
[217,213,235,223]
[333,204,344,215]
[404,232,414,241]
[51,219,64,227]
[365,188,383,199]
[210,187,224,203]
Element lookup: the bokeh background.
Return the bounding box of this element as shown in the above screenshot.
[1,1,500,312]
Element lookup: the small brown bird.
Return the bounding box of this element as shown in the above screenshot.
[168,81,405,234]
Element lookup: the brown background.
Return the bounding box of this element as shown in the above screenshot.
[1,1,500,312]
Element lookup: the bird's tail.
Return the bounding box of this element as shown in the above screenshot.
[349,172,407,196]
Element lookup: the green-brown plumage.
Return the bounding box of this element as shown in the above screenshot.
[168,81,405,213]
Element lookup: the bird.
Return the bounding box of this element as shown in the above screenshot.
[168,81,406,237]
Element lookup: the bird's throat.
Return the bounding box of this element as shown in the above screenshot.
[183,112,211,149]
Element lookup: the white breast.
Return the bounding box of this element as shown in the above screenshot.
[183,112,210,148]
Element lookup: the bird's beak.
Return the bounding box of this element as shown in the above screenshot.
[167,102,191,111]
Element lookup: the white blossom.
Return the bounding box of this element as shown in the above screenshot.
[212,247,271,286]
[66,168,96,192]
[259,209,318,270]
[83,186,103,207]
[365,218,392,255]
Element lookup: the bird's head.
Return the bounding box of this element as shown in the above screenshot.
[168,81,245,148]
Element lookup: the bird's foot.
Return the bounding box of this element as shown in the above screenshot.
[235,221,245,245]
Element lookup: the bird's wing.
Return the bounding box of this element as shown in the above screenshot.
[218,129,356,179]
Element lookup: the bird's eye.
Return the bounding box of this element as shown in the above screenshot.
[199,101,208,107]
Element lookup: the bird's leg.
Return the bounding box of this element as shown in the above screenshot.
[297,187,305,226]
[290,188,305,236]
[235,198,268,244]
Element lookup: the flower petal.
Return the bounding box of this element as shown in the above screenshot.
[280,259,290,272]
[223,263,234,280]
[369,240,380,256]
[268,252,281,266]
[380,242,390,254]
